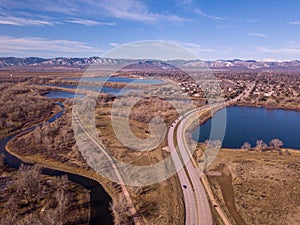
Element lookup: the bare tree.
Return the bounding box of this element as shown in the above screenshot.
[0,153,4,168]
[2,164,72,225]
[16,164,44,204]
[241,142,251,150]
[42,184,68,225]
[207,140,222,149]
[61,126,68,142]
[1,193,19,225]
[255,140,267,152]
[110,195,132,225]
[42,208,63,225]
[0,213,17,225]
[21,214,43,225]
[131,186,150,196]
[44,175,69,225]
[33,126,42,145]
[43,136,52,151]
[269,138,283,150]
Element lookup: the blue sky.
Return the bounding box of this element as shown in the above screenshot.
[0,0,300,60]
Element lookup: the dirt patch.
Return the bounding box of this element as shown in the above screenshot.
[208,164,246,225]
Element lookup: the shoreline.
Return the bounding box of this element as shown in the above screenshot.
[220,147,300,154]
[220,148,300,154]
[234,102,300,112]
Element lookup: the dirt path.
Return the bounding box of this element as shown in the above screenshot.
[209,166,246,225]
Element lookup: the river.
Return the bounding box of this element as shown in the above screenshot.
[0,102,113,225]
[44,90,85,99]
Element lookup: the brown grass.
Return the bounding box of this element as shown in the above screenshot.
[204,148,300,225]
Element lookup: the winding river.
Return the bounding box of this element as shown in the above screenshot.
[0,102,113,225]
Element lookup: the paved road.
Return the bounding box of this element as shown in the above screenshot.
[168,82,256,225]
[168,106,213,225]
[177,114,213,225]
[168,122,199,224]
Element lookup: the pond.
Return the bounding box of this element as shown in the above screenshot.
[192,106,300,149]
[44,90,85,99]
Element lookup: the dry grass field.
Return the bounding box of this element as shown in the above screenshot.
[202,148,300,225]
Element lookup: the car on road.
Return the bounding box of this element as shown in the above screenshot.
[183,184,187,189]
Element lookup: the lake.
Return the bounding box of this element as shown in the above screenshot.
[192,106,300,149]
[69,76,165,84]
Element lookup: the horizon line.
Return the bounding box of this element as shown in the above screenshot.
[0,56,299,62]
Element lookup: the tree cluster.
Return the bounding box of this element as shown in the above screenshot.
[241,138,287,155]
[0,84,53,137]
[10,106,89,170]
[0,164,75,225]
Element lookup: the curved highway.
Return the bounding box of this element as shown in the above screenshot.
[168,82,256,225]
[168,105,213,225]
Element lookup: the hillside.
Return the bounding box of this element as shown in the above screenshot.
[1,57,300,71]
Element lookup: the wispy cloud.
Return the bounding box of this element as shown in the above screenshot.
[195,9,225,20]
[0,0,190,24]
[0,16,56,26]
[66,18,116,26]
[166,40,231,56]
[0,35,103,57]
[99,0,190,23]
[257,46,300,54]
[287,41,300,48]
[257,41,300,57]
[216,24,235,29]
[0,0,79,15]
[177,0,194,4]
[172,41,216,53]
[244,19,260,23]
[287,21,300,25]
[109,42,119,47]
[99,0,155,22]
[0,14,115,27]
[248,32,267,38]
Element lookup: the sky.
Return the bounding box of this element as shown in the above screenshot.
[0,0,300,60]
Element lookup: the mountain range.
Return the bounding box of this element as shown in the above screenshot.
[0,57,300,71]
